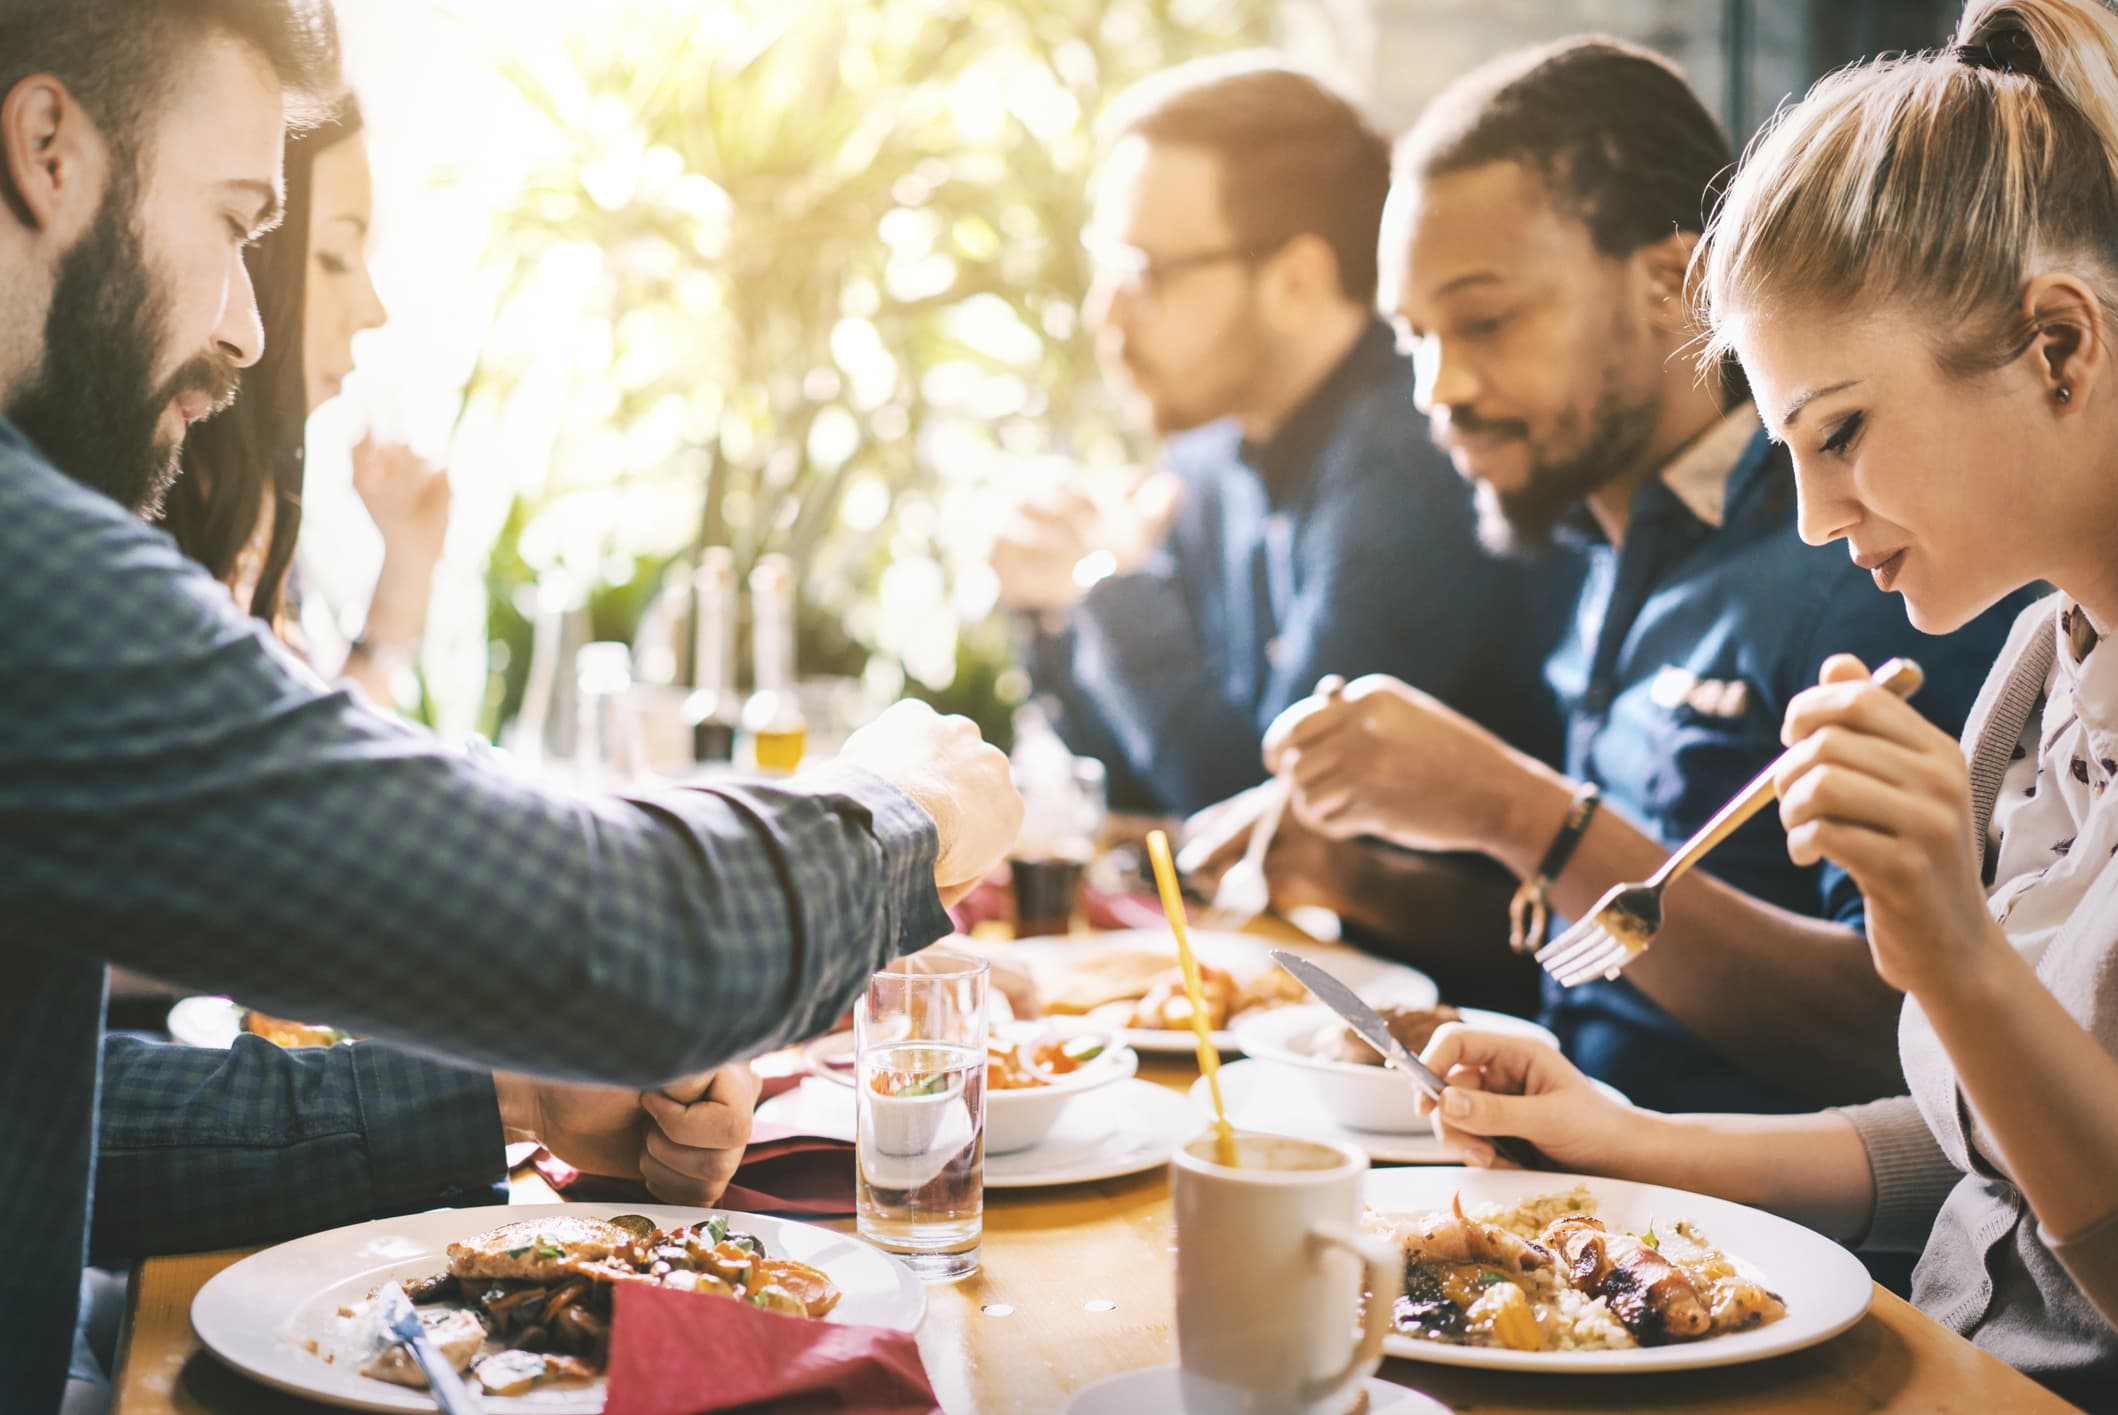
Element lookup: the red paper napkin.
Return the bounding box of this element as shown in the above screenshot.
[527,1072,858,1216]
[601,1281,941,1415]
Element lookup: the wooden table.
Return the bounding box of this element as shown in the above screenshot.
[111,933,2083,1415]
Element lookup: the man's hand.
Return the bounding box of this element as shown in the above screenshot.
[840,700,1022,905]
[989,473,1183,612]
[1262,674,1524,854]
[639,1066,763,1205]
[493,1065,761,1205]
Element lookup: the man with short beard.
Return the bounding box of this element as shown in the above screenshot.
[1264,38,2029,1117]
[0,3,1018,1409]
[989,55,1578,823]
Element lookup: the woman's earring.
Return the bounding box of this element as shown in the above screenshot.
[2058,385,2073,404]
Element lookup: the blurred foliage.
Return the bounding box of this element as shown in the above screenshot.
[464,0,1270,744]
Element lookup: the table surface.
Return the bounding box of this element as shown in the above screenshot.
[110,930,2083,1415]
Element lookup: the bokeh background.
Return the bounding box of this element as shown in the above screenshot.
[300,0,1960,748]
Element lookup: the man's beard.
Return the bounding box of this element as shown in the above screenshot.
[1109,296,1270,437]
[5,176,238,516]
[1452,390,1661,557]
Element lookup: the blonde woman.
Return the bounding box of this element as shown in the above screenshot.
[1412,1,2118,1403]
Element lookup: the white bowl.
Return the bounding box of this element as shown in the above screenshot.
[803,1027,1139,1155]
[984,1042,1138,1154]
[1230,1004,1558,1135]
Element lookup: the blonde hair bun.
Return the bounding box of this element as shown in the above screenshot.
[1697,0,2118,377]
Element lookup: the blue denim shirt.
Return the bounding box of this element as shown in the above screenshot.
[1541,426,2030,1113]
[1032,320,1581,814]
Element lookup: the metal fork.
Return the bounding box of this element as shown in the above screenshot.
[1536,657,1926,987]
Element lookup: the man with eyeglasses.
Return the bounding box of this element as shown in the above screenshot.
[991,54,1576,994]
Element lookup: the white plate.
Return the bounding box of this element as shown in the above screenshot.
[1012,932,1437,1055]
[191,1203,925,1413]
[1192,1061,1629,1164]
[1234,1005,1559,1134]
[167,995,243,1048]
[1062,1365,1447,1414]
[758,1076,1198,1188]
[1364,1168,1873,1373]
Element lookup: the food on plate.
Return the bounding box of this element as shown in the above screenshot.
[1130,961,1240,1030]
[239,1009,348,1048]
[1040,948,1183,1015]
[354,1213,842,1394]
[1126,960,1307,1032]
[1310,1003,1463,1066]
[1033,943,1312,1034]
[358,1308,486,1387]
[1366,1187,1785,1352]
[986,1032,1108,1090]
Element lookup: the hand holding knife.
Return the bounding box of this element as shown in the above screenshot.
[1269,950,1547,1170]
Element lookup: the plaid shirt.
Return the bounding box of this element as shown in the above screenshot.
[0,421,952,1410]
[92,1035,509,1263]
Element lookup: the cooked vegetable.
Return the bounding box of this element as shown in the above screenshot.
[359,1212,843,1388]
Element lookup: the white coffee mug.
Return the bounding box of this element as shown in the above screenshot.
[1172,1131,1400,1415]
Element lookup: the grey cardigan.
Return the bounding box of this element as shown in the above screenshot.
[1840,595,2118,1411]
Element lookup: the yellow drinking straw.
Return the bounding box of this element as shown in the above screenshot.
[1145,829,1237,1167]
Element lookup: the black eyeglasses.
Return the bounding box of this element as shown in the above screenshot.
[1084,235,1284,301]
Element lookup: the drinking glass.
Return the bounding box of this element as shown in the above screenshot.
[1009,755,1107,937]
[855,951,990,1279]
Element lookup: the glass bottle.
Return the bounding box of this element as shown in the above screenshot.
[505,570,592,775]
[573,641,647,790]
[684,547,740,766]
[743,554,808,772]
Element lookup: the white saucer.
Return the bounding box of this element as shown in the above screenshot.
[757,1076,1197,1188]
[1062,1366,1449,1414]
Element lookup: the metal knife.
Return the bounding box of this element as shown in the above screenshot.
[375,1281,483,1415]
[1270,950,1546,1171]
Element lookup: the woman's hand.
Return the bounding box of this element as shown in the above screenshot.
[1416,1026,1656,1175]
[1775,654,2010,997]
[353,435,452,571]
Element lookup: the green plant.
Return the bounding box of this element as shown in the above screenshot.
[461,0,1272,744]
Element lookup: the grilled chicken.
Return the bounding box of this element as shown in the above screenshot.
[446,1216,641,1283]
[359,1307,486,1388]
[1385,1194,1554,1274]
[1540,1215,1710,1343]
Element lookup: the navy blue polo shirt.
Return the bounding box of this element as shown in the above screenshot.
[1541,421,2029,1113]
[1033,320,1581,815]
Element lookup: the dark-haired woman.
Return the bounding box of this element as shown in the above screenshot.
[161,101,449,709]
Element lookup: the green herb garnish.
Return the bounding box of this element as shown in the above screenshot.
[895,1072,950,1097]
[1475,1271,1506,1286]
[1641,1221,1659,1251]
[705,1215,730,1246]
[535,1234,565,1259]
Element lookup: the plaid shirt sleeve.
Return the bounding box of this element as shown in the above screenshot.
[90,1035,506,1262]
[0,436,953,1087]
